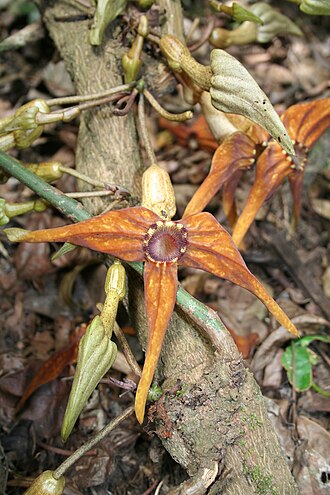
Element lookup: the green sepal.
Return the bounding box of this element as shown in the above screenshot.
[89,0,127,46]
[231,3,263,24]
[51,242,78,261]
[61,316,118,442]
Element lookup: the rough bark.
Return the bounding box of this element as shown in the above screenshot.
[42,1,298,493]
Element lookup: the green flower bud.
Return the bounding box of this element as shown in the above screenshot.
[12,99,50,149]
[25,162,63,183]
[0,198,47,225]
[122,15,148,83]
[61,315,118,442]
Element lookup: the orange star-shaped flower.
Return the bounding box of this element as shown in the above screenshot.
[182,99,330,248]
[232,98,330,247]
[4,193,299,424]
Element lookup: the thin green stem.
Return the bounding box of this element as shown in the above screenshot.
[311,381,330,398]
[53,406,134,479]
[113,322,142,377]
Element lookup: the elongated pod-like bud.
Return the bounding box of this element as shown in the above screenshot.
[141,164,176,220]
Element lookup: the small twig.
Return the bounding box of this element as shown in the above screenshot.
[101,376,137,391]
[112,89,139,116]
[37,441,97,457]
[102,198,123,213]
[142,479,161,495]
[37,93,128,125]
[53,406,134,480]
[46,83,134,107]
[113,322,142,377]
[137,93,157,165]
[59,165,107,188]
[154,481,164,495]
[65,190,122,199]
[290,340,298,441]
[146,33,161,45]
[188,18,216,52]
[186,18,200,43]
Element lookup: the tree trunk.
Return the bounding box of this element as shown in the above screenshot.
[42,1,298,493]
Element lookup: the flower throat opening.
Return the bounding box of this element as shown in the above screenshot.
[143,221,188,263]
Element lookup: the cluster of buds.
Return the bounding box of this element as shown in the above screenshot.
[0,99,50,151]
[0,98,87,152]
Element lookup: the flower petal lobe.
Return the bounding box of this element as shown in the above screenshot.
[135,261,178,423]
[181,213,299,336]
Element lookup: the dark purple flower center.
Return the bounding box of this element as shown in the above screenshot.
[143,221,188,263]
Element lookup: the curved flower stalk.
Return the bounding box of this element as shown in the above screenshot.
[159,35,294,155]
[232,98,330,247]
[3,166,299,423]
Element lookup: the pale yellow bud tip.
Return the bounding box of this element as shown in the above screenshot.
[24,470,65,495]
[3,227,29,242]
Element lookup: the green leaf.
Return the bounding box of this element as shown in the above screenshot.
[210,49,295,155]
[300,0,330,15]
[298,334,330,347]
[282,344,314,391]
[89,0,127,46]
